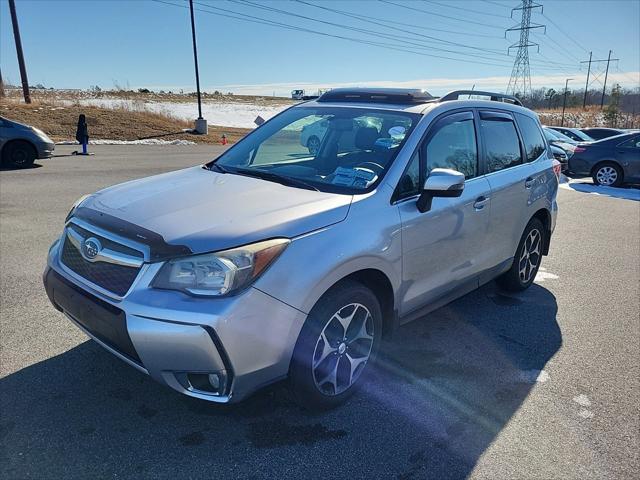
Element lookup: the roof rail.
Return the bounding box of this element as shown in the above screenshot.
[439,90,523,107]
[318,88,434,104]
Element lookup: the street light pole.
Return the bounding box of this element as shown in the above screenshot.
[561,78,573,127]
[188,0,207,134]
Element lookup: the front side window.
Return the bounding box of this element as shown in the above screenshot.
[516,113,546,162]
[212,107,419,194]
[480,114,523,173]
[422,114,478,179]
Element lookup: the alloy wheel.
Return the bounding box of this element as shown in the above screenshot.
[312,303,374,396]
[519,228,542,284]
[596,166,618,186]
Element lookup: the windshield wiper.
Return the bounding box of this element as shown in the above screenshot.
[232,168,319,191]
[209,163,229,173]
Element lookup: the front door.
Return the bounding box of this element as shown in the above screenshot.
[396,111,493,315]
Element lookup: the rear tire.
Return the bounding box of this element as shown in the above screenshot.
[592,162,623,187]
[497,218,545,292]
[289,280,382,410]
[2,141,36,169]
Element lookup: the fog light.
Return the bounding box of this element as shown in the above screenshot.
[186,371,227,396]
[208,373,220,390]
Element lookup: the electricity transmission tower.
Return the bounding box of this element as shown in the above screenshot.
[506,0,545,101]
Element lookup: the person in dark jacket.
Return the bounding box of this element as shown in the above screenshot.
[75,114,89,154]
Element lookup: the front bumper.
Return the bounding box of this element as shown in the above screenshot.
[36,141,55,159]
[43,238,307,403]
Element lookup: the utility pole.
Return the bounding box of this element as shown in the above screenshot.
[8,0,31,104]
[506,0,545,102]
[580,51,619,109]
[188,0,207,134]
[601,49,612,109]
[0,68,5,98]
[561,78,573,127]
[581,51,592,109]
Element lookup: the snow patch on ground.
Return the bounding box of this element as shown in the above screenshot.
[560,180,640,201]
[573,394,592,407]
[535,267,559,283]
[64,98,290,129]
[56,139,196,146]
[517,369,550,384]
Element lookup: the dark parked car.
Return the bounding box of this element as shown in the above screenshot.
[580,127,624,141]
[547,126,594,143]
[568,133,640,186]
[0,116,55,168]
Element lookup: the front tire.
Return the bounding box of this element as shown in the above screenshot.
[2,141,36,169]
[497,218,545,292]
[289,280,382,409]
[592,162,623,187]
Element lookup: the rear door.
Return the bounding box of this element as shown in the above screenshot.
[615,135,640,181]
[396,110,493,314]
[479,110,534,269]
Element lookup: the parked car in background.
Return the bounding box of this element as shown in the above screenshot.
[568,132,640,186]
[543,127,577,156]
[0,116,55,168]
[291,89,305,100]
[44,88,558,408]
[547,126,594,143]
[580,127,624,141]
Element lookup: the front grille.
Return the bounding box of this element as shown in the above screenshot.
[60,224,143,297]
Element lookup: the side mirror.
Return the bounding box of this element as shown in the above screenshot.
[416,168,465,213]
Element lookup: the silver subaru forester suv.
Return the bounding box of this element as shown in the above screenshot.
[44,88,558,409]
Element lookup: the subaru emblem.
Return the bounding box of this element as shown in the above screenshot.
[82,237,102,261]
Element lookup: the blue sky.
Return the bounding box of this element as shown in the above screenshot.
[1,0,638,96]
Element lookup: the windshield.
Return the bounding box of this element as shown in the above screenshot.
[211,106,420,194]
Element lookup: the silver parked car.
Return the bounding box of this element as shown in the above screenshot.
[43,88,558,408]
[0,116,55,168]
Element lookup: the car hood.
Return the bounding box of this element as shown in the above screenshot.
[81,166,352,255]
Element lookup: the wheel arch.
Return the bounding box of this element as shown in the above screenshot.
[313,268,397,338]
[590,159,623,179]
[531,208,552,255]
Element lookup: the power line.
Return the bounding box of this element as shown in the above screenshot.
[379,0,508,30]
[541,12,592,56]
[481,0,513,8]
[293,0,502,38]
[290,0,507,55]
[232,0,518,64]
[420,0,510,18]
[152,0,518,68]
[288,0,569,69]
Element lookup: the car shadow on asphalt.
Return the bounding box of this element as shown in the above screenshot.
[0,282,560,479]
[0,163,43,171]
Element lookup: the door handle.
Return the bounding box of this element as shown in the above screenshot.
[525,177,535,189]
[473,196,489,210]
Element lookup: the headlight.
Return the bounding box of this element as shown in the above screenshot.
[66,194,93,222]
[152,238,290,297]
[32,127,51,141]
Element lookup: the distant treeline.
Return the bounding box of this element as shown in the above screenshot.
[522,85,639,114]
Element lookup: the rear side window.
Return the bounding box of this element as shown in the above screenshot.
[516,114,546,162]
[480,113,523,173]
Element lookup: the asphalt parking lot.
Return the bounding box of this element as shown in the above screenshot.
[1,145,639,479]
